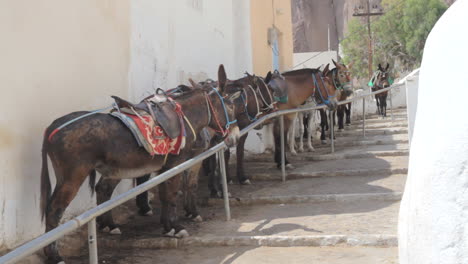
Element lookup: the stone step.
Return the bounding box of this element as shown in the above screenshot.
[80,246,397,264]
[96,200,400,250]
[332,126,407,137]
[207,192,402,207]
[340,120,407,130]
[239,156,408,181]
[206,173,406,205]
[245,143,409,162]
[309,134,408,149]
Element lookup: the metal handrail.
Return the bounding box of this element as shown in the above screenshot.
[0,82,405,264]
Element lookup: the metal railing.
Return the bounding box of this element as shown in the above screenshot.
[0,82,404,264]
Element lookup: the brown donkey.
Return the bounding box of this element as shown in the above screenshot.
[371,63,392,117]
[274,68,339,168]
[40,65,240,264]
[204,72,281,197]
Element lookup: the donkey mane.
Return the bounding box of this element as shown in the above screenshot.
[281,68,321,77]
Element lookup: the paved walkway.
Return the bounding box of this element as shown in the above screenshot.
[64,108,408,264]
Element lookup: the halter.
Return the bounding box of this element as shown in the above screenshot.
[257,78,276,111]
[331,68,351,90]
[371,70,393,89]
[204,87,237,137]
[240,85,261,121]
[313,72,335,106]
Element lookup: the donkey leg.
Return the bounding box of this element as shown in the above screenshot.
[345,103,352,125]
[183,164,203,222]
[159,172,188,237]
[289,113,298,155]
[236,134,251,184]
[274,117,292,169]
[307,110,315,152]
[383,94,388,117]
[337,105,345,130]
[135,174,153,216]
[319,109,327,144]
[95,178,121,234]
[298,113,305,153]
[205,155,222,198]
[44,167,89,264]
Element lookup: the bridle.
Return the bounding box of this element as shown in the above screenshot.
[313,72,335,106]
[331,68,351,91]
[204,87,237,137]
[373,70,391,90]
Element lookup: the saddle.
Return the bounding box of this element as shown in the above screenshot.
[111,94,182,139]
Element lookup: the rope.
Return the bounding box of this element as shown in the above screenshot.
[48,104,115,142]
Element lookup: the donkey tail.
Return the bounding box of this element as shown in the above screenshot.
[40,132,51,221]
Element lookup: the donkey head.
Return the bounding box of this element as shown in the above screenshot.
[265,70,288,104]
[331,59,353,97]
[197,65,241,147]
[376,63,391,88]
[319,67,339,111]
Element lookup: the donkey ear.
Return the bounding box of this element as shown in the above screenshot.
[188,78,199,89]
[347,61,354,69]
[323,63,330,74]
[218,64,227,92]
[265,71,272,83]
[378,64,383,71]
[332,59,338,67]
[385,63,390,71]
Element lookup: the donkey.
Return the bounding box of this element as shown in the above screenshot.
[204,72,281,197]
[275,68,339,168]
[317,60,354,143]
[40,65,240,264]
[371,63,391,117]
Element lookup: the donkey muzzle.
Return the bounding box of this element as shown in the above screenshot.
[224,126,240,147]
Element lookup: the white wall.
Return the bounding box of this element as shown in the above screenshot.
[404,69,420,145]
[292,51,337,70]
[399,1,468,263]
[129,0,252,101]
[0,0,253,253]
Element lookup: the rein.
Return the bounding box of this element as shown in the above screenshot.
[204,88,237,137]
[257,78,276,111]
[240,85,261,122]
[331,68,351,90]
[313,72,335,106]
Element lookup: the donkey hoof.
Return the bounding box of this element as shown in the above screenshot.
[101,226,110,233]
[175,229,190,238]
[308,147,315,152]
[228,180,234,185]
[164,228,176,237]
[290,150,298,156]
[57,261,66,264]
[193,215,203,222]
[110,227,122,235]
[144,210,154,216]
[298,148,304,153]
[321,140,327,145]
[241,179,251,185]
[286,164,295,170]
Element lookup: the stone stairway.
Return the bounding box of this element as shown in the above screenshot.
[69,108,408,264]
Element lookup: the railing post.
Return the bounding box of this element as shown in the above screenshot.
[218,150,231,221]
[280,115,286,182]
[88,218,98,264]
[330,110,335,153]
[362,97,366,138]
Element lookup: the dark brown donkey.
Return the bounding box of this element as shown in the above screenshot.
[371,63,392,117]
[40,65,240,264]
[204,72,281,197]
[274,68,339,168]
[318,60,354,143]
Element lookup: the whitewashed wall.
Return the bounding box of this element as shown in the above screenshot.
[0,0,253,254]
[399,1,468,263]
[129,0,252,101]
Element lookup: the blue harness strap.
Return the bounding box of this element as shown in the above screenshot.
[240,91,257,122]
[212,88,237,129]
[313,72,334,106]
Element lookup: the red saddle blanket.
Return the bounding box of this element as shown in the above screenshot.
[111,102,185,156]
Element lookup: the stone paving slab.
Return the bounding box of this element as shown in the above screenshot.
[212,174,406,200]
[69,246,398,264]
[241,156,408,181]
